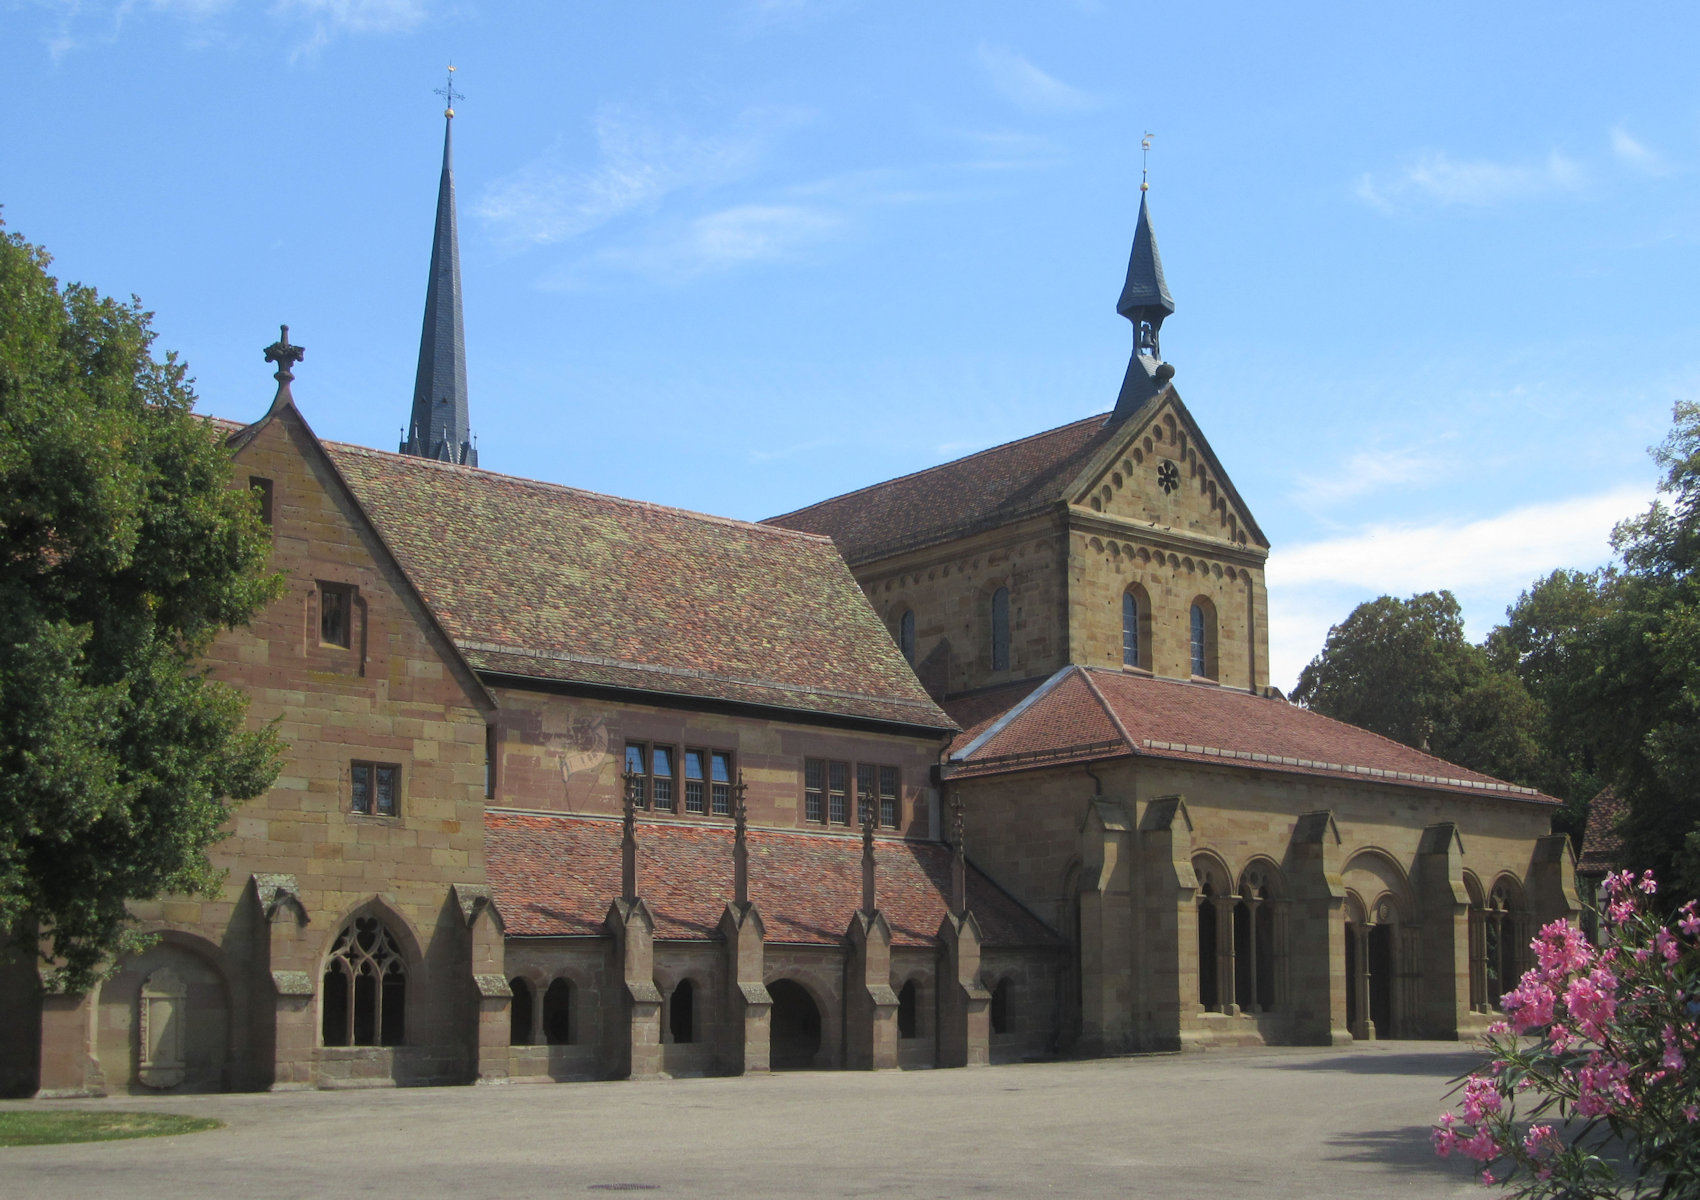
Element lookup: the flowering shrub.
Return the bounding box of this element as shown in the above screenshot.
[1433,871,1700,1197]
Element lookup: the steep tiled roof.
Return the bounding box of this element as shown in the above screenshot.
[948,666,1556,803]
[486,811,1062,949]
[320,443,952,731]
[764,414,1117,563]
[941,678,1050,750]
[1578,787,1626,875]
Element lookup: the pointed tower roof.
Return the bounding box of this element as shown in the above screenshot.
[403,72,476,467]
[1115,193,1175,319]
[1109,189,1177,423]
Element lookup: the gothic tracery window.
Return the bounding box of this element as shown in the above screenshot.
[322,915,406,1047]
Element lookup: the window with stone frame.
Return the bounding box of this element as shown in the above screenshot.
[803,758,852,825]
[249,476,274,526]
[990,586,1011,671]
[1189,598,1218,680]
[350,761,400,817]
[683,748,736,816]
[322,915,406,1047]
[319,581,355,648]
[898,609,916,665]
[1122,585,1152,670]
[625,742,681,812]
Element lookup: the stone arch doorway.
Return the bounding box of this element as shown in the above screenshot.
[97,937,233,1093]
[768,980,822,1070]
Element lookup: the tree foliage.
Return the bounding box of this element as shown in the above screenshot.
[0,222,282,988]
[1292,591,1550,791]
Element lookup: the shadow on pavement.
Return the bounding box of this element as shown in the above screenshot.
[1261,1051,1483,1078]
[1323,1124,1465,1178]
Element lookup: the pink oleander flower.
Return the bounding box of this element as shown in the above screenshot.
[1603,869,1634,899]
[1524,1124,1563,1159]
[1502,977,1557,1033]
[1663,1025,1685,1072]
[1533,921,1594,980]
[1549,1023,1575,1053]
[1640,870,1658,895]
[1684,1105,1698,1123]
[1566,968,1620,1042]
[1654,928,1680,963]
[1460,1127,1503,1163]
[1461,1075,1504,1122]
[1681,911,1700,938]
[1576,1059,1634,1118]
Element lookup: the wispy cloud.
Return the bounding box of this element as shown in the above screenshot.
[1265,486,1650,690]
[563,203,844,285]
[34,0,425,58]
[1611,125,1669,176]
[1355,149,1584,210]
[976,44,1096,114]
[477,105,809,247]
[1291,446,1443,507]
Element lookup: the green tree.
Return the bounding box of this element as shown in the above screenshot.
[1293,591,1551,791]
[0,223,282,989]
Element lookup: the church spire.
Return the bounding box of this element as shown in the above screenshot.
[1109,139,1177,423]
[402,67,476,467]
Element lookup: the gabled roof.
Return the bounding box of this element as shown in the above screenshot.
[765,413,1120,563]
[947,666,1555,804]
[322,442,952,731]
[486,810,1062,948]
[1578,787,1626,876]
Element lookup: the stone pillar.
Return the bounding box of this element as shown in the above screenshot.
[1215,895,1239,1016]
[35,985,102,1098]
[845,910,899,1070]
[606,898,662,1080]
[1416,824,1470,1039]
[1527,834,1581,928]
[1284,811,1350,1045]
[1354,925,1375,1041]
[453,885,511,1085]
[1244,897,1262,1013]
[718,902,770,1075]
[936,912,990,1068]
[253,874,316,1091]
[1136,796,1195,1052]
[1076,798,1135,1055]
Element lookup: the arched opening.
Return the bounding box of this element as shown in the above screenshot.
[990,587,1011,672]
[768,979,822,1069]
[1121,589,1146,669]
[898,609,916,665]
[989,978,1012,1035]
[896,980,918,1039]
[1197,882,1219,1010]
[322,914,406,1048]
[1233,900,1253,1011]
[509,978,534,1046]
[1189,598,1217,679]
[668,979,695,1045]
[1368,924,1394,1037]
[1486,879,1525,1006]
[543,978,574,1045]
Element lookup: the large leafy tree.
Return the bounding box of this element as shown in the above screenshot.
[1292,591,1552,794]
[0,223,282,988]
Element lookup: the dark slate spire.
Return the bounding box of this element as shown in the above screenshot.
[1109,188,1177,423]
[402,70,476,467]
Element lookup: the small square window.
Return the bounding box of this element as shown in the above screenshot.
[320,583,355,648]
[351,760,401,816]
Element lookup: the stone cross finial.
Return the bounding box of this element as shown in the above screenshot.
[732,770,749,907]
[620,764,639,904]
[860,791,877,917]
[263,325,305,400]
[951,796,967,917]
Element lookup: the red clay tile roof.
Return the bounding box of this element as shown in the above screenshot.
[486,810,1061,949]
[947,666,1556,803]
[316,442,952,731]
[1578,787,1626,875]
[764,414,1116,563]
[941,678,1050,751]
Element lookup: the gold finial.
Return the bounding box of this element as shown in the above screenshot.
[435,64,464,120]
[1141,131,1153,192]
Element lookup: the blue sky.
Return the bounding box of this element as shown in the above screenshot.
[6,0,1697,690]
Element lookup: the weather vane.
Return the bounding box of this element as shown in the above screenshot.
[435,63,464,119]
[1141,131,1153,192]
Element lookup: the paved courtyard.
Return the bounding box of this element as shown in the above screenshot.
[1,1042,1498,1199]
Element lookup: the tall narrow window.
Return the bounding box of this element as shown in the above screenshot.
[828,760,849,825]
[856,763,876,827]
[898,609,916,665]
[485,725,498,800]
[249,476,275,526]
[624,743,649,809]
[878,766,899,829]
[804,758,825,823]
[651,746,675,813]
[544,978,573,1045]
[990,587,1011,671]
[684,749,707,814]
[319,583,354,648]
[710,752,733,816]
[1190,602,1217,679]
[1122,591,1140,668]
